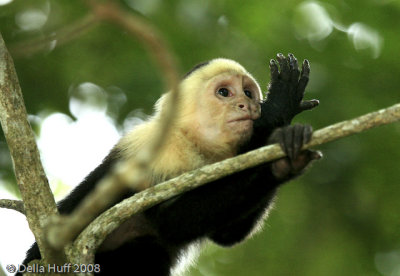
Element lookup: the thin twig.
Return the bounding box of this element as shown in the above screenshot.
[89,1,181,160]
[72,102,400,259]
[0,199,25,214]
[9,14,98,58]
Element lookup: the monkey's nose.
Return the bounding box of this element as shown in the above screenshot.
[238,103,249,111]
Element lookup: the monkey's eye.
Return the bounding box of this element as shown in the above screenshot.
[244,90,253,99]
[217,88,231,97]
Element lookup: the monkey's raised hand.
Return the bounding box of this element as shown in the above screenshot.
[264,53,319,125]
[268,124,322,180]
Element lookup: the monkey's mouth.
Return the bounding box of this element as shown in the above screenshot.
[228,118,253,131]
[228,116,253,124]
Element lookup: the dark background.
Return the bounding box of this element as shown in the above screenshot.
[0,0,399,275]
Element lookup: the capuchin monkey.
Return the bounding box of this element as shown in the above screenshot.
[19,54,321,275]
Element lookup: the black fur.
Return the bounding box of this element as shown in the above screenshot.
[182,61,210,79]
[18,150,123,275]
[19,54,318,276]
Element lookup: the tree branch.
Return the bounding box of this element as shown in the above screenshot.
[47,1,182,252]
[0,33,66,264]
[72,102,400,259]
[0,199,25,214]
[2,2,183,268]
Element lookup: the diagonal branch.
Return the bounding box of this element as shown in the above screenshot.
[47,1,182,252]
[72,102,400,263]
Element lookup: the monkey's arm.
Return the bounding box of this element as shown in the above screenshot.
[209,125,321,246]
[148,125,320,245]
[208,201,274,246]
[147,163,277,244]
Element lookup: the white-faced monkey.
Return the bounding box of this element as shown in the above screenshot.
[20,54,321,275]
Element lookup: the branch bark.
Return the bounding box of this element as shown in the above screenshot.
[1,2,183,268]
[0,199,25,214]
[1,2,398,270]
[0,33,66,264]
[73,102,400,263]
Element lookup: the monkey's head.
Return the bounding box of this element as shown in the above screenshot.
[157,59,262,158]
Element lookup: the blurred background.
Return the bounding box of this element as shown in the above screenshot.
[0,0,399,275]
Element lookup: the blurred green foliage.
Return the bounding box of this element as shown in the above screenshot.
[1,0,400,275]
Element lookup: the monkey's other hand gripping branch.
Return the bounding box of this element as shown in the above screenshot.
[263,53,319,126]
[268,124,322,181]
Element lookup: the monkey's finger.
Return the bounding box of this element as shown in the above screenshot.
[301,59,310,78]
[288,53,300,85]
[302,124,313,145]
[292,124,304,159]
[269,59,279,82]
[277,53,290,81]
[296,60,310,100]
[299,99,319,111]
[283,126,295,159]
[297,76,309,96]
[268,129,288,159]
[287,149,322,175]
[269,128,284,145]
[310,150,323,160]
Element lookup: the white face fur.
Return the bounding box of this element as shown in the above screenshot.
[179,59,262,157]
[196,73,260,147]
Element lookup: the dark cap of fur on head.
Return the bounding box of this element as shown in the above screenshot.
[183,61,210,79]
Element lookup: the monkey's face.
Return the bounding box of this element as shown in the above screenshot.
[192,72,261,155]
